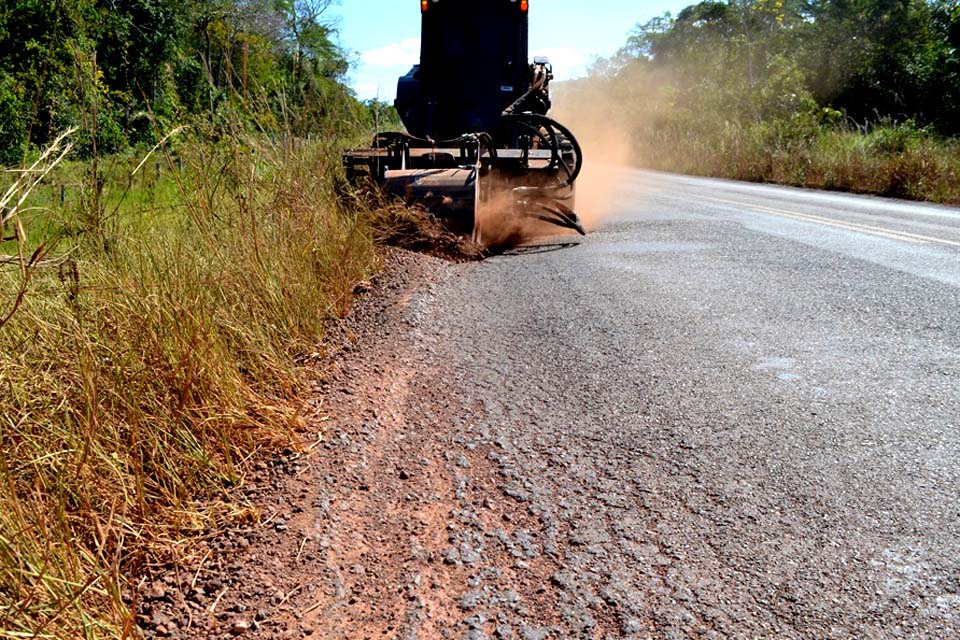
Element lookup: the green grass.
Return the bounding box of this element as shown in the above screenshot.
[0,132,379,638]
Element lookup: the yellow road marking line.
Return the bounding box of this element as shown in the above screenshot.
[691,195,960,248]
[747,206,928,245]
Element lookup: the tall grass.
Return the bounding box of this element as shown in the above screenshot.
[555,73,960,204]
[631,116,960,203]
[0,131,377,638]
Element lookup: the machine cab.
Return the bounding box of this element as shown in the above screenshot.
[396,0,533,140]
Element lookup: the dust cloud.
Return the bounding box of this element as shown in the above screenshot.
[474,87,644,249]
[551,89,637,231]
[474,187,544,251]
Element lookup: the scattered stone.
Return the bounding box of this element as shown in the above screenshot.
[550,571,576,591]
[459,590,485,611]
[146,584,166,600]
[464,613,487,629]
[500,590,520,609]
[459,543,482,565]
[443,548,461,565]
[503,484,529,502]
[623,618,644,634]
[517,624,549,640]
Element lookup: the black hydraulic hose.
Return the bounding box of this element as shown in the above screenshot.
[512,120,560,169]
[529,203,586,235]
[373,130,492,152]
[501,113,584,188]
[502,66,549,116]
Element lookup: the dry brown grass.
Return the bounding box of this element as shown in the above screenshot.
[631,119,960,204]
[364,199,486,261]
[0,133,377,638]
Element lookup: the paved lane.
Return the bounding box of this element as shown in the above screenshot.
[620,170,960,285]
[406,170,960,637]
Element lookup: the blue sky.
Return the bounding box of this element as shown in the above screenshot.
[327,0,692,101]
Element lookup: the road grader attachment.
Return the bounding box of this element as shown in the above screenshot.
[343,0,585,243]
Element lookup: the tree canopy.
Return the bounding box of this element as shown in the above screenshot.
[0,0,382,165]
[610,0,960,134]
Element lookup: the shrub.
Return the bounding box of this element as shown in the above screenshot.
[0,73,26,167]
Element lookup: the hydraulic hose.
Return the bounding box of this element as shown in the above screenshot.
[501,112,584,190]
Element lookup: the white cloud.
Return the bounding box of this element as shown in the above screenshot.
[360,38,422,67]
[353,82,380,99]
[531,47,588,81]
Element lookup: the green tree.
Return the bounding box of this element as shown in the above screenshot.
[0,73,27,165]
[0,0,368,164]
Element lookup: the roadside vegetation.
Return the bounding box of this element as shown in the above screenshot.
[6,0,956,635]
[0,1,402,637]
[557,0,960,203]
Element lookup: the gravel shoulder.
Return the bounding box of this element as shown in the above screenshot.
[137,249,588,640]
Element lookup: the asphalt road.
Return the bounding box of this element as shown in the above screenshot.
[406,170,960,638]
